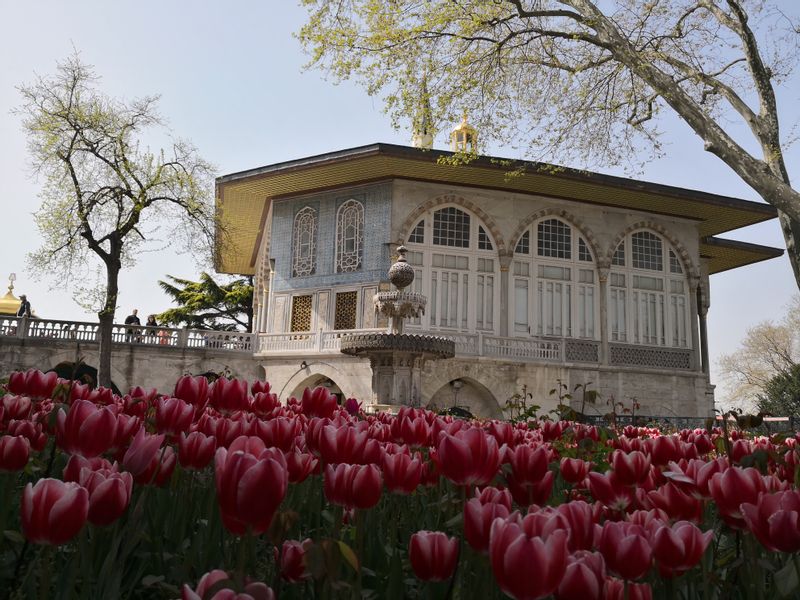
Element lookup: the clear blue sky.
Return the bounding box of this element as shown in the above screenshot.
[0,1,797,406]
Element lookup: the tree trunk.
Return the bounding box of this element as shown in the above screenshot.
[97,260,121,388]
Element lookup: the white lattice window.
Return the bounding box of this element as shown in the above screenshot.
[538,219,571,259]
[512,218,597,340]
[515,231,530,254]
[610,230,689,348]
[405,205,497,333]
[292,207,317,277]
[433,207,470,247]
[409,220,425,244]
[335,199,364,273]
[632,231,663,271]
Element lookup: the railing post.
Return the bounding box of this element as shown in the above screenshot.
[16,317,28,340]
[178,327,189,349]
[316,328,324,352]
[477,331,484,357]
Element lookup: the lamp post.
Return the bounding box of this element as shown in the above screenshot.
[450,379,463,408]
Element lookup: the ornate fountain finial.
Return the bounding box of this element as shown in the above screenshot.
[387,245,415,290]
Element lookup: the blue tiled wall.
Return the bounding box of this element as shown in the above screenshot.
[271,183,392,292]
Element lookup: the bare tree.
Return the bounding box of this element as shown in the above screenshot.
[718,296,800,406]
[18,55,217,387]
[299,0,800,285]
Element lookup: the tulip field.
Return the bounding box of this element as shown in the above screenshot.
[1,370,800,599]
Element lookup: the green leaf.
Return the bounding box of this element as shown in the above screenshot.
[3,530,25,544]
[141,575,165,587]
[337,540,360,571]
[776,560,800,597]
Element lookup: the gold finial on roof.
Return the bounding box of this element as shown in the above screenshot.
[0,273,20,316]
[450,110,477,152]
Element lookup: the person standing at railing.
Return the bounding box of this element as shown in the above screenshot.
[16,294,31,318]
[145,315,158,343]
[125,309,141,342]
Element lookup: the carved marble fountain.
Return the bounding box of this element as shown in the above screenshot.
[340,246,455,407]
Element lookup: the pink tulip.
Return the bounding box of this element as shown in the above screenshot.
[21,478,89,545]
[253,417,299,452]
[8,369,58,399]
[182,570,275,600]
[155,397,194,436]
[464,496,509,553]
[611,450,651,485]
[63,455,116,483]
[741,489,800,552]
[382,451,423,495]
[560,457,591,484]
[122,427,166,476]
[490,516,568,599]
[215,447,288,535]
[508,444,550,483]
[209,377,250,413]
[409,531,459,582]
[596,521,652,581]
[79,467,133,526]
[708,466,767,528]
[285,449,319,483]
[2,394,32,421]
[6,420,48,451]
[300,386,339,419]
[280,539,312,582]
[174,375,209,406]
[324,463,382,510]
[650,521,713,577]
[0,435,30,472]
[178,431,216,470]
[434,428,500,487]
[555,551,605,600]
[56,399,117,458]
[134,445,177,487]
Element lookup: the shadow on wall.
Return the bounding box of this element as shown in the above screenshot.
[46,361,122,396]
[427,377,503,419]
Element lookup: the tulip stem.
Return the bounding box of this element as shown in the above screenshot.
[39,545,52,600]
[0,473,14,556]
[355,509,365,598]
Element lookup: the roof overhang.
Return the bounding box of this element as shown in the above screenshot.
[215,143,780,275]
[700,236,784,274]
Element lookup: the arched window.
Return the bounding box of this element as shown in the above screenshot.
[405,206,498,332]
[292,207,317,277]
[335,199,364,273]
[609,231,689,348]
[511,218,597,339]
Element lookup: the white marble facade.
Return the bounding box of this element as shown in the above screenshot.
[251,176,715,419]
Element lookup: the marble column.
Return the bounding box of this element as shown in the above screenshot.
[598,265,609,365]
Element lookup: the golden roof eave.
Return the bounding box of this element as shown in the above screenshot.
[701,236,784,275]
[215,143,779,275]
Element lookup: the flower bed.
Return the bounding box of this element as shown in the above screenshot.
[0,369,799,599]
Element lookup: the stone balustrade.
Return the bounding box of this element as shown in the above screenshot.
[0,316,254,353]
[254,327,694,371]
[0,315,695,370]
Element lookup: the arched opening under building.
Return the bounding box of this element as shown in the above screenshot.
[427,377,503,419]
[288,374,345,404]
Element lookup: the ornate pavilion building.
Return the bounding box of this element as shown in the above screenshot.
[215,120,781,418]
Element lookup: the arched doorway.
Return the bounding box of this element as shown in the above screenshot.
[288,374,345,405]
[427,377,503,419]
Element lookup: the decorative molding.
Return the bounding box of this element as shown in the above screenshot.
[398,194,507,254]
[609,343,693,370]
[607,221,698,278]
[509,208,601,260]
[565,340,600,363]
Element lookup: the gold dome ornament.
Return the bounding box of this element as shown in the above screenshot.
[450,111,477,153]
[0,273,21,316]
